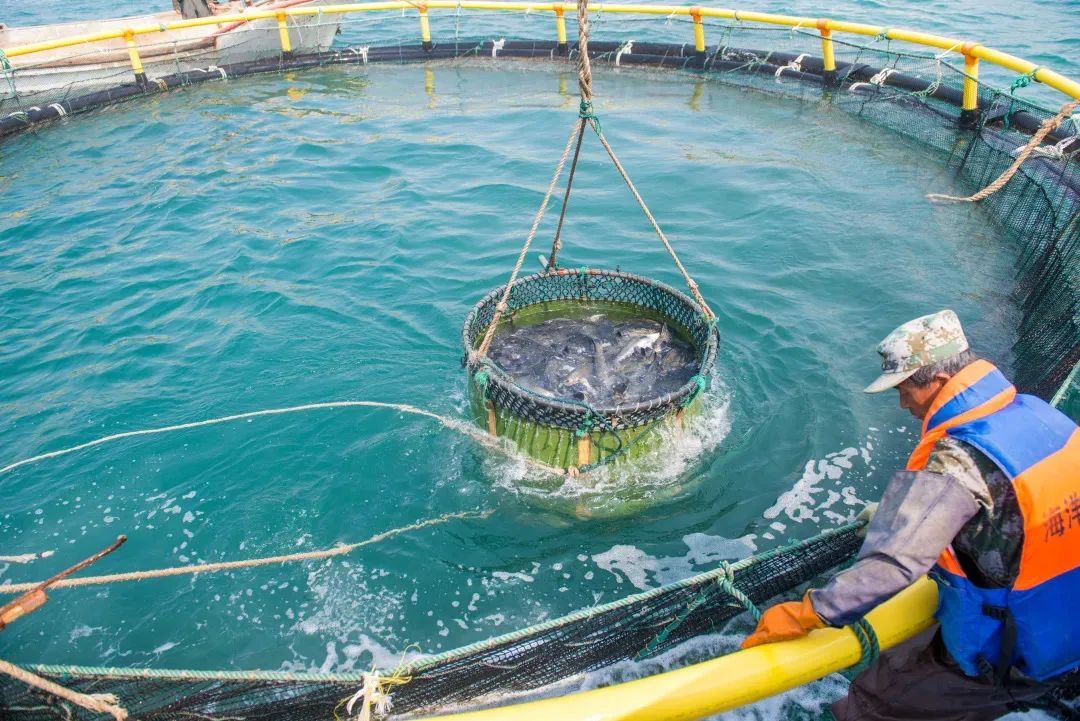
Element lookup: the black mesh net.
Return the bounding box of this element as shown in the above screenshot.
[0,524,863,720]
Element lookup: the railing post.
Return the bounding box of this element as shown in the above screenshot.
[960,42,980,129]
[123,29,147,87]
[817,19,837,87]
[690,7,705,59]
[276,12,293,57]
[554,6,567,56]
[418,5,432,52]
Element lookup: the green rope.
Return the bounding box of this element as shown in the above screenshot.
[681,374,708,408]
[579,99,601,136]
[636,562,761,660]
[1010,68,1039,94]
[841,617,880,680]
[0,49,17,100]
[472,370,490,398]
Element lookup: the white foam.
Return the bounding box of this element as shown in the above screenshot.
[486,391,732,517]
[593,532,759,591]
[763,435,876,528]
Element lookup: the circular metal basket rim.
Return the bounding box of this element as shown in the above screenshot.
[462,268,719,421]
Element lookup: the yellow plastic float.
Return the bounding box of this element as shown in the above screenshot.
[426,578,938,721]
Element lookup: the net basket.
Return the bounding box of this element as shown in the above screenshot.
[462,267,719,470]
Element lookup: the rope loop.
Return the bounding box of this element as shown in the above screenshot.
[715,562,762,621]
[842,617,881,679]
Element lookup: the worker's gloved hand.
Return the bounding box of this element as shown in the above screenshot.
[740,593,825,649]
[856,501,879,537]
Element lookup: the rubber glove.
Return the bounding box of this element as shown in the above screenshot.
[740,593,825,649]
[856,501,879,537]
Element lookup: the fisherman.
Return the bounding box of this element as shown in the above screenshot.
[742,309,1080,720]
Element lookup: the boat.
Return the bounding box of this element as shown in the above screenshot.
[0,0,340,110]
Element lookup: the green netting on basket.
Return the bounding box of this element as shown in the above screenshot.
[0,523,863,721]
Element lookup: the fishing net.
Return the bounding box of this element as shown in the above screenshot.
[0,523,863,720]
[463,269,719,431]
[3,8,1080,720]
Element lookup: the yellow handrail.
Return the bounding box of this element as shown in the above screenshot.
[3,2,1079,101]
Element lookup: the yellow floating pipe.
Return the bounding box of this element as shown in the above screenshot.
[122,29,147,84]
[276,12,293,54]
[2,2,1080,101]
[423,578,938,721]
[963,51,980,112]
[690,7,705,54]
[554,6,567,52]
[418,5,433,50]
[819,25,836,73]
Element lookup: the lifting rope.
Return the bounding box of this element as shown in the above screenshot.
[472,0,715,365]
[927,98,1080,203]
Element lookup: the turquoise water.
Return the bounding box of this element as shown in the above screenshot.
[0,1,1075,718]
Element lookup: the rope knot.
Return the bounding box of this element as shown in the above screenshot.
[1010,69,1037,93]
[345,669,411,721]
[578,100,602,135]
[473,370,490,397]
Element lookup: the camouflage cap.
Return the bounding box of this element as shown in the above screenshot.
[864,309,969,393]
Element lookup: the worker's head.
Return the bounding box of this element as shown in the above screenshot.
[863,309,977,420]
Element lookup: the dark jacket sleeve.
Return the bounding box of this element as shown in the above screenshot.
[808,469,980,627]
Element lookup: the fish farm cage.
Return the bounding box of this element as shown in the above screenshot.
[2,2,1080,720]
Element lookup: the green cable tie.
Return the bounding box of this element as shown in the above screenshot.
[579,99,602,136]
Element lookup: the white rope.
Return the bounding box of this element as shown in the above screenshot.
[345,670,405,721]
[615,40,633,67]
[0,401,477,477]
[774,52,807,81]
[1014,134,1076,161]
[47,103,67,117]
[0,510,490,594]
[206,65,227,80]
[0,659,128,720]
[491,38,505,58]
[849,67,899,93]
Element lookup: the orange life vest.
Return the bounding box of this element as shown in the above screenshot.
[907,359,1080,681]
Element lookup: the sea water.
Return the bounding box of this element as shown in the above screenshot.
[1,1,1075,718]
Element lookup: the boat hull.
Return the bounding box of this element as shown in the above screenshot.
[0,1,340,110]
